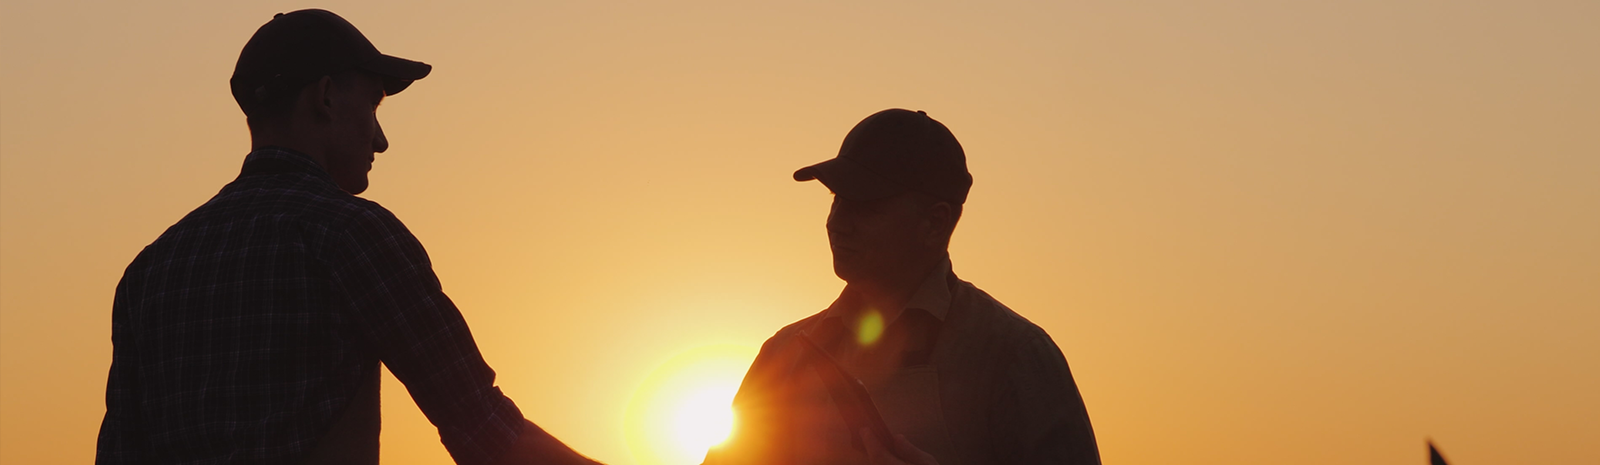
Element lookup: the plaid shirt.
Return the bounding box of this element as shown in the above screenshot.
[97,147,525,465]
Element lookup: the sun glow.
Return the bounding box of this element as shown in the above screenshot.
[670,385,737,451]
[624,345,757,465]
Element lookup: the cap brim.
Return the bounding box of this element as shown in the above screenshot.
[360,54,432,95]
[793,157,907,201]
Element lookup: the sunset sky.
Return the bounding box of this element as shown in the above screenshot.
[2,1,1596,464]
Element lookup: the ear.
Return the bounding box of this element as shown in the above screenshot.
[924,201,955,248]
[306,75,335,120]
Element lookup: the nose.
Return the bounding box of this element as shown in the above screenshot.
[825,197,852,235]
[372,119,389,154]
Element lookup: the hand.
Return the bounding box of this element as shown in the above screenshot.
[860,429,939,465]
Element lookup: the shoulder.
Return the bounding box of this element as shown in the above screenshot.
[737,310,829,391]
[769,311,827,344]
[947,280,1071,370]
[325,196,411,239]
[169,173,398,238]
[227,175,413,244]
[200,175,421,260]
[947,281,1091,420]
[750,310,828,365]
[251,176,402,233]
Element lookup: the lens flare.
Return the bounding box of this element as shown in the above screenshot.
[856,309,884,345]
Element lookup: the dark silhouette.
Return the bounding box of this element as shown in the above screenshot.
[795,330,901,460]
[703,109,1101,465]
[1429,441,1450,465]
[95,10,598,465]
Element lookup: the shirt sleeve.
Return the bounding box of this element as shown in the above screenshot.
[322,206,526,465]
[96,272,148,464]
[708,327,812,465]
[989,331,1101,465]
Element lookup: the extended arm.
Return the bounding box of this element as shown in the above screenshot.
[326,207,595,465]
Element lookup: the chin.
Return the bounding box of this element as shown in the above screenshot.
[340,179,370,195]
[832,259,865,284]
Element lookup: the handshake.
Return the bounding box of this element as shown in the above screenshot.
[94,9,1100,465]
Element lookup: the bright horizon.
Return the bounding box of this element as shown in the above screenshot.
[2,1,1597,464]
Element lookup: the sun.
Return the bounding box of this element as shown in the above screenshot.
[624,344,758,465]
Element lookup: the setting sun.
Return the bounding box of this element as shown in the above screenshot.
[2,2,1596,465]
[624,345,758,465]
[670,385,737,452]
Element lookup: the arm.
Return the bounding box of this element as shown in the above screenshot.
[704,330,810,465]
[96,274,147,464]
[492,419,601,465]
[989,333,1101,465]
[325,207,591,465]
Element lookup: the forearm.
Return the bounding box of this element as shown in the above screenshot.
[328,210,529,463]
[492,419,603,465]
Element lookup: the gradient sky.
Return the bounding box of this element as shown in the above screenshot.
[2,1,1596,464]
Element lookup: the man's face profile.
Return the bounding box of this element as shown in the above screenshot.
[825,192,936,284]
[319,72,389,195]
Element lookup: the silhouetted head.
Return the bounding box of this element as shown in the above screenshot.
[794,109,971,287]
[230,9,430,194]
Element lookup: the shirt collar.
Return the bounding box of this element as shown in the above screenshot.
[824,258,954,324]
[903,258,953,321]
[238,146,334,182]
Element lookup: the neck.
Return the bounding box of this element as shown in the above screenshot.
[842,252,948,323]
[251,127,327,168]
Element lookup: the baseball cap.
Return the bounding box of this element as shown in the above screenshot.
[230,9,431,114]
[794,109,973,204]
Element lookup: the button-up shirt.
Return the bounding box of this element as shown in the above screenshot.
[96,147,524,465]
[709,260,1100,465]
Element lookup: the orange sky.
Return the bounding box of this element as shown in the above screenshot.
[2,1,1596,464]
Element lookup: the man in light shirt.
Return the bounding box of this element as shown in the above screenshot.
[707,109,1101,465]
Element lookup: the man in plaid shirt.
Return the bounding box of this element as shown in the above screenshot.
[95,10,596,465]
